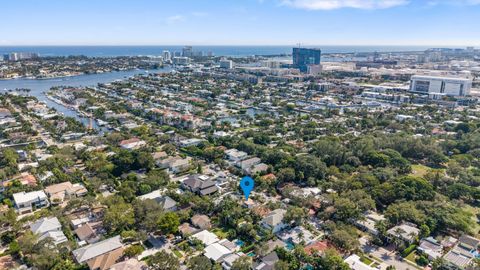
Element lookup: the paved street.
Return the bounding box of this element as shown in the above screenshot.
[360,237,420,270]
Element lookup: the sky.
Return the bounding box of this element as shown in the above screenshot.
[2,0,480,46]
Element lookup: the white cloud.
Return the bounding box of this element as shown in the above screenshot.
[280,0,409,10]
[427,0,480,6]
[192,11,208,17]
[166,15,186,25]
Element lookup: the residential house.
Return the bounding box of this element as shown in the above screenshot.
[191,230,219,246]
[0,108,12,119]
[248,163,269,175]
[387,223,420,243]
[458,235,480,253]
[355,211,386,235]
[179,223,199,236]
[221,253,241,270]
[418,237,443,260]
[158,196,178,212]
[138,190,177,212]
[119,138,146,150]
[178,138,204,147]
[75,223,99,245]
[156,156,191,173]
[30,217,67,245]
[442,235,479,269]
[182,174,218,196]
[72,235,124,270]
[191,214,211,230]
[344,254,376,270]
[253,252,280,270]
[12,190,49,214]
[443,246,475,269]
[238,157,261,172]
[213,131,230,138]
[304,241,329,256]
[152,151,167,160]
[277,226,315,245]
[44,181,88,204]
[204,242,232,262]
[109,258,147,270]
[261,209,287,233]
[225,149,248,162]
[264,239,287,254]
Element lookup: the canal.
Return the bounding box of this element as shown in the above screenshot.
[0,68,170,129]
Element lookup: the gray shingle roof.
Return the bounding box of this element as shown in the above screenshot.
[73,235,123,263]
[30,217,62,235]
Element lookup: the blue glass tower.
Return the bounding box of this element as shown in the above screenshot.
[293,48,321,72]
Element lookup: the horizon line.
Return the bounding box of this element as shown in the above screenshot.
[0,44,477,48]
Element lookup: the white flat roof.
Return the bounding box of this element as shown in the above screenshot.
[204,242,231,261]
[411,75,471,82]
[13,190,48,205]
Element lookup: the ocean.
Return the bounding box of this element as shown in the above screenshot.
[0,45,438,57]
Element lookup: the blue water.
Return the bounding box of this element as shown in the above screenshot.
[0,68,170,128]
[285,241,295,250]
[0,45,437,57]
[235,239,245,247]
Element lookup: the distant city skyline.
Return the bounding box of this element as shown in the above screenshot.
[3,0,480,46]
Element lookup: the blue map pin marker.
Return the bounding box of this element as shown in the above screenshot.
[240,176,254,200]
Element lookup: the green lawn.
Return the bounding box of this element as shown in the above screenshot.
[404,251,423,270]
[405,250,417,262]
[360,255,373,265]
[172,249,182,258]
[463,204,480,237]
[212,228,229,238]
[410,164,432,177]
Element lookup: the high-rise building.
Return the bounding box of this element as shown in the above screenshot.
[219,58,233,69]
[173,57,191,65]
[182,46,193,57]
[5,52,39,61]
[162,50,171,61]
[293,47,321,72]
[410,75,472,98]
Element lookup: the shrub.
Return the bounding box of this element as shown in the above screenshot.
[401,244,417,257]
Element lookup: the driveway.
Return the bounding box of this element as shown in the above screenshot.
[359,237,420,270]
[138,235,172,260]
